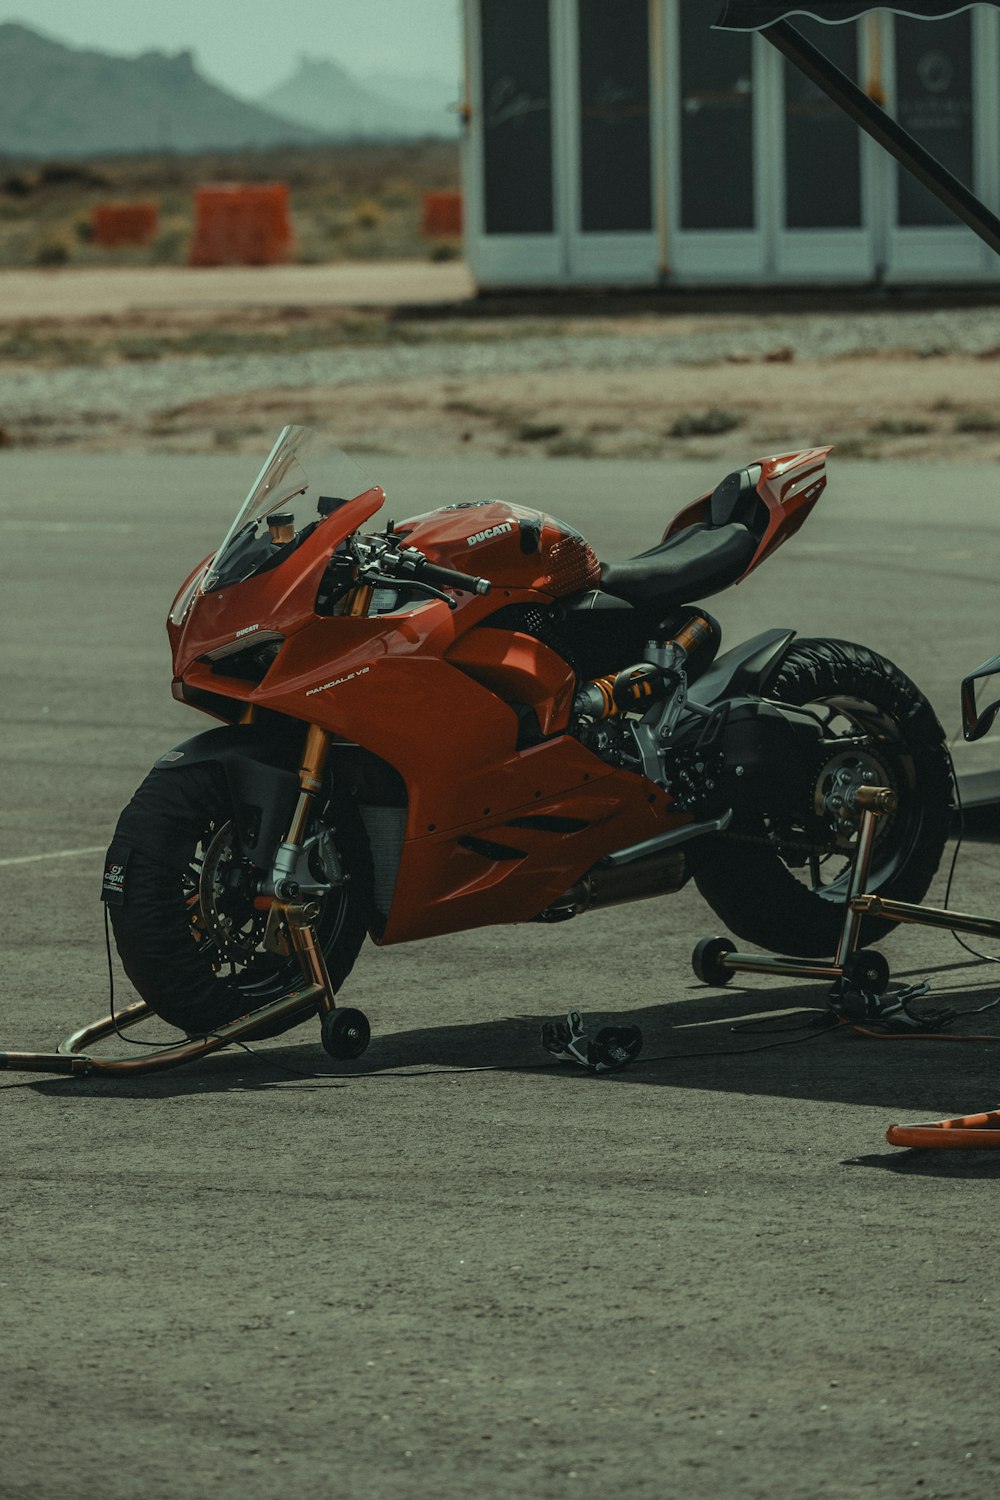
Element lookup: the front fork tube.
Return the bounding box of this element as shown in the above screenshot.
[290,721,329,836]
[269,725,338,1016]
[269,723,330,892]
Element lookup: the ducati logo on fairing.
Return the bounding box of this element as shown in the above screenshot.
[467,522,513,548]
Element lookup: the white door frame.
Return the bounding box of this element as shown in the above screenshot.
[881,5,996,282]
[462,0,565,288]
[557,0,660,284]
[662,0,768,284]
[768,20,877,282]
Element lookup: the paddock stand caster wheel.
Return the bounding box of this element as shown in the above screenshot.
[692,936,736,987]
[841,950,891,996]
[320,1007,371,1061]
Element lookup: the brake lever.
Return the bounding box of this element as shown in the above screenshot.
[364,571,457,610]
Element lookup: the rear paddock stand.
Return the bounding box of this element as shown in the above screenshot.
[0,901,371,1079]
[692,784,898,1000]
[692,784,1000,1149]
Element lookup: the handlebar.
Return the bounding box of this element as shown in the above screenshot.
[389,546,492,597]
[414,558,492,596]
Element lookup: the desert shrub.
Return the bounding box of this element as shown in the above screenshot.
[954,410,1000,434]
[868,417,932,436]
[35,236,70,265]
[151,227,187,263]
[381,177,419,208]
[353,198,385,229]
[669,409,742,437]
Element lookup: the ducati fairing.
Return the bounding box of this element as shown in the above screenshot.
[103,427,950,1041]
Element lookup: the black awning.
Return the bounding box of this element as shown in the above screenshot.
[721,0,1000,255]
[715,2,994,29]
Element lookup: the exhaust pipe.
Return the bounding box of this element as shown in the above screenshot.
[534,811,731,923]
[535,848,688,921]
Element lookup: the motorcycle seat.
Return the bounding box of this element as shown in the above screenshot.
[599,520,757,607]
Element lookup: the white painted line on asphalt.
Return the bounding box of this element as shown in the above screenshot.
[0,845,105,868]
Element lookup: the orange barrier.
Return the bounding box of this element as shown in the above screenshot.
[91,201,159,248]
[188,183,293,266]
[421,190,463,239]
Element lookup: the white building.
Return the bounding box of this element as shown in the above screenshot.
[460,0,1000,287]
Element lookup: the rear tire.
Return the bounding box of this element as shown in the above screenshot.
[108,761,372,1036]
[692,638,951,958]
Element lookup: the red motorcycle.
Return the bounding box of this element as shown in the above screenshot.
[104,425,952,1058]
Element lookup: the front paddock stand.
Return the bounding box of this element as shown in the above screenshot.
[692,784,897,1000]
[1,902,371,1078]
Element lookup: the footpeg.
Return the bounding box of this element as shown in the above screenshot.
[541,1009,643,1074]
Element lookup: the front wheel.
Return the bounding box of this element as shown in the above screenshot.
[107,761,373,1036]
[691,638,952,957]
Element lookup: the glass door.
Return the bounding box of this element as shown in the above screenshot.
[771,17,875,279]
[466,0,564,285]
[563,0,659,282]
[883,7,988,279]
[665,0,766,281]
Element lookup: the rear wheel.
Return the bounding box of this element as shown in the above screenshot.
[108,761,372,1036]
[691,639,952,957]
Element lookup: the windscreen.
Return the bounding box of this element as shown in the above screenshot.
[202,425,377,592]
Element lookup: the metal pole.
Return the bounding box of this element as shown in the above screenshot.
[851,893,1000,941]
[760,18,1000,257]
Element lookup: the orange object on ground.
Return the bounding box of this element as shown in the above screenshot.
[188,183,293,266]
[887,1109,1000,1149]
[91,202,159,248]
[421,190,462,238]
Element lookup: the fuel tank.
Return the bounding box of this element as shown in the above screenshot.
[398,501,602,598]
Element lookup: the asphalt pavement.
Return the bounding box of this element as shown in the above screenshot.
[3,451,1000,1500]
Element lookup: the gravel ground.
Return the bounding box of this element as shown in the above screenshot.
[2,306,999,425]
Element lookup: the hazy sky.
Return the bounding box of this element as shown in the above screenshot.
[10,0,463,96]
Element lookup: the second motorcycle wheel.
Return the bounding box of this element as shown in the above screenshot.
[691,638,952,958]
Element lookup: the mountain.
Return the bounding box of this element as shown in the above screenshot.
[362,71,459,117]
[0,22,321,157]
[259,56,457,140]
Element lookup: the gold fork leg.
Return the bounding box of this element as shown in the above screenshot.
[285,902,338,1017]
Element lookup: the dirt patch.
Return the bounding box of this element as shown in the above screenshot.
[2,293,998,462]
[7,341,1000,465]
[170,351,999,465]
